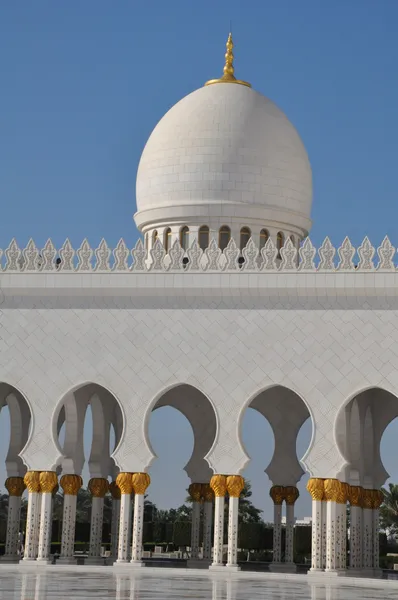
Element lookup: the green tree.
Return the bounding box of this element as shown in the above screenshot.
[380,483,398,536]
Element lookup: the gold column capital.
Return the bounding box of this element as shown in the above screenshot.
[210,474,227,497]
[132,472,150,495]
[226,475,244,498]
[362,488,373,509]
[60,474,83,496]
[306,478,325,501]
[88,477,109,498]
[24,471,41,493]
[188,482,203,502]
[39,471,58,494]
[116,472,134,495]
[336,481,349,504]
[201,483,214,502]
[270,485,285,505]
[371,489,384,509]
[285,486,300,505]
[324,479,340,502]
[348,485,363,507]
[5,476,26,497]
[109,481,121,500]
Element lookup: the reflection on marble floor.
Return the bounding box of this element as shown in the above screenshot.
[1,571,398,600]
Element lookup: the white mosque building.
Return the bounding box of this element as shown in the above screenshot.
[0,34,394,577]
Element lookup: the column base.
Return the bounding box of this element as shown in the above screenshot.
[1,555,20,563]
[85,557,105,565]
[35,558,52,565]
[130,560,145,567]
[269,562,297,573]
[324,568,346,576]
[115,559,130,565]
[209,564,225,571]
[21,557,38,562]
[225,564,241,571]
[308,568,325,574]
[57,557,77,565]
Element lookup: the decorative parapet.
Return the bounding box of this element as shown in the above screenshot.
[0,236,396,273]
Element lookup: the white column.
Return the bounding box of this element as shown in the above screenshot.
[59,474,82,564]
[131,493,144,564]
[210,475,227,569]
[323,479,343,573]
[203,500,213,560]
[111,493,121,559]
[226,496,240,568]
[362,489,373,573]
[336,501,346,569]
[226,475,244,570]
[306,480,326,573]
[285,503,295,564]
[37,472,58,563]
[22,471,41,561]
[130,472,150,566]
[190,501,201,559]
[272,503,283,563]
[87,478,108,564]
[2,477,25,562]
[371,489,383,576]
[117,493,132,563]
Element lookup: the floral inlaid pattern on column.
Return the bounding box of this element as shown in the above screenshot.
[188,483,202,560]
[348,486,363,570]
[324,478,340,571]
[4,477,25,560]
[284,486,299,564]
[37,471,58,562]
[87,478,109,561]
[23,471,41,561]
[115,473,134,563]
[59,474,82,562]
[109,481,121,559]
[269,485,285,564]
[306,478,325,571]
[226,475,244,567]
[202,483,214,561]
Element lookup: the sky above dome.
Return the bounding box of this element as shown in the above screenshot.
[0,0,398,520]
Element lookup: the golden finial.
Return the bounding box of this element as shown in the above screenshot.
[205,33,251,88]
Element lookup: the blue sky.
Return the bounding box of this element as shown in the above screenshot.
[1,1,398,520]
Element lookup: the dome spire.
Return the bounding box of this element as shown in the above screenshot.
[205,32,251,88]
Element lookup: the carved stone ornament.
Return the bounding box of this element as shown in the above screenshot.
[226,475,244,498]
[5,476,26,497]
[39,471,58,494]
[223,238,240,271]
[132,472,150,495]
[131,238,146,271]
[60,474,83,496]
[261,237,278,270]
[188,482,203,502]
[116,472,134,495]
[337,237,355,271]
[357,236,375,270]
[201,483,214,502]
[348,485,363,507]
[269,485,285,505]
[23,471,41,493]
[186,239,203,271]
[109,481,121,500]
[23,239,40,271]
[242,238,259,271]
[59,238,75,271]
[149,239,166,271]
[323,478,340,502]
[41,239,57,271]
[204,238,222,271]
[318,237,336,270]
[5,239,22,271]
[210,474,227,498]
[306,478,325,501]
[284,486,300,505]
[76,239,93,272]
[95,238,111,271]
[88,477,109,498]
[377,236,396,270]
[280,238,298,270]
[168,240,184,270]
[113,239,129,271]
[298,238,316,271]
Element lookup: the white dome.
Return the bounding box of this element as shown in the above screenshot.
[135,83,312,237]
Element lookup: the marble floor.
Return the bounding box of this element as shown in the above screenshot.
[1,568,398,600]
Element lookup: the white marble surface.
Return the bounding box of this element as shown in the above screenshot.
[1,568,398,599]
